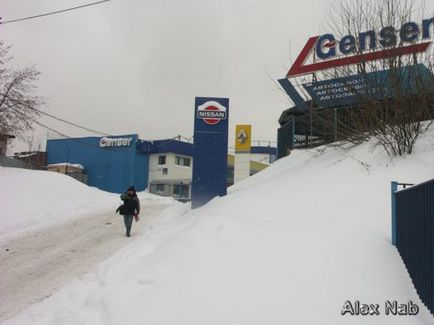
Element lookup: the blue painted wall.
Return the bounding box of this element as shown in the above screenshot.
[46,135,149,193]
[250,146,277,155]
[133,152,149,192]
[149,139,194,156]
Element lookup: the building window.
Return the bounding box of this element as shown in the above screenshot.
[162,168,168,175]
[175,155,191,167]
[173,184,190,198]
[150,183,168,196]
[158,155,166,165]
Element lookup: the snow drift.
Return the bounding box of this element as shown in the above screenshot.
[2,128,434,325]
[0,167,174,244]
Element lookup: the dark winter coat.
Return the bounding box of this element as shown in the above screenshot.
[118,193,140,216]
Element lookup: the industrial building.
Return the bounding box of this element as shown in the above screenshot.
[46,134,276,200]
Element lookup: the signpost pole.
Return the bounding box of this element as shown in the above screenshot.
[191,97,229,209]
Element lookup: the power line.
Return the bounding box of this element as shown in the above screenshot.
[33,107,112,136]
[9,107,136,152]
[0,0,111,25]
[11,106,194,153]
[34,109,193,144]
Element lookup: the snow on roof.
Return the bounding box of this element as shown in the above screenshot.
[13,151,44,158]
[47,163,84,169]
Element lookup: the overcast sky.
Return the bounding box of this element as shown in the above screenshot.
[2,0,433,152]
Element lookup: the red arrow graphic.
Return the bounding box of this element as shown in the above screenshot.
[287,37,431,77]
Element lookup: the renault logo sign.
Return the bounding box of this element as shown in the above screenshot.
[235,125,252,152]
[237,129,248,144]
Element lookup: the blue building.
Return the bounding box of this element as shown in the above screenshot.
[46,134,277,196]
[47,134,152,193]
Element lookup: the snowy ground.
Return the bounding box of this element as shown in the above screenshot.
[0,205,169,321]
[0,168,179,321]
[1,128,434,325]
[0,167,174,244]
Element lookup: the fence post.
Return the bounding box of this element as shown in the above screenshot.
[391,181,398,246]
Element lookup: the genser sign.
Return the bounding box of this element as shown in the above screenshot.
[287,17,434,77]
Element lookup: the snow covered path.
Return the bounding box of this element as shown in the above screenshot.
[0,204,169,322]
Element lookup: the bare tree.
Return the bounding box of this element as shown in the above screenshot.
[317,0,434,156]
[0,41,44,137]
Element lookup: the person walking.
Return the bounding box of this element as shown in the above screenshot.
[118,185,140,237]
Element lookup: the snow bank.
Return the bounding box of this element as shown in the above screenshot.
[0,168,176,244]
[3,128,434,325]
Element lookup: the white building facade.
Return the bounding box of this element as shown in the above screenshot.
[147,140,194,202]
[146,140,277,201]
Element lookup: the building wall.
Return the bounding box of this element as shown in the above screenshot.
[148,152,193,201]
[250,153,272,164]
[46,135,149,193]
[0,156,29,169]
[0,135,15,157]
[46,163,87,184]
[234,153,251,183]
[148,153,193,183]
[13,152,47,169]
[227,153,270,186]
[250,146,277,163]
[0,139,7,157]
[134,152,149,192]
[45,135,275,197]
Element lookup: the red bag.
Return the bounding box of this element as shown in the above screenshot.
[134,214,139,222]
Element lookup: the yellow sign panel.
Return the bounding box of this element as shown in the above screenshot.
[235,125,252,152]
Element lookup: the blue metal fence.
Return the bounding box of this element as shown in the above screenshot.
[392,179,434,315]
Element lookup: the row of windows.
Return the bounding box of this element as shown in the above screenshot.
[158,155,191,167]
[150,183,190,199]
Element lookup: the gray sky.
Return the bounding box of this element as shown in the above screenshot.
[2,0,433,152]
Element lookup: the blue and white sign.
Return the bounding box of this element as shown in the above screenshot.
[303,64,434,108]
[191,97,229,209]
[196,101,228,125]
[303,74,376,108]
